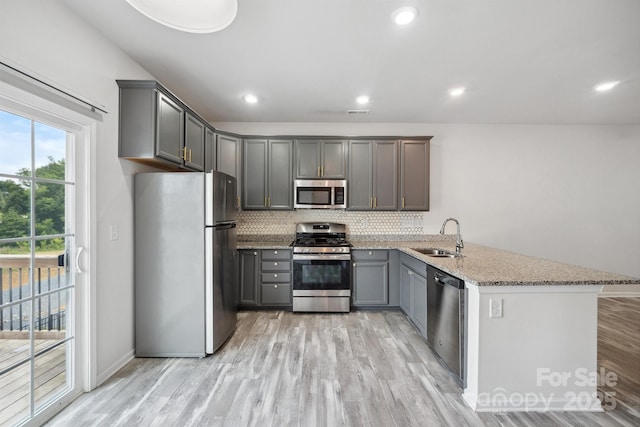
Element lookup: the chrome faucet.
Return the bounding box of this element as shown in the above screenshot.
[440,218,464,254]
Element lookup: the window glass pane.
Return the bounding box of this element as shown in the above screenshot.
[0,245,32,301]
[0,347,31,426]
[34,342,70,413]
[35,181,66,236]
[34,241,69,296]
[0,177,31,240]
[34,122,66,180]
[0,110,31,176]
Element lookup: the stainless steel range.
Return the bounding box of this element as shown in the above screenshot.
[291,222,351,313]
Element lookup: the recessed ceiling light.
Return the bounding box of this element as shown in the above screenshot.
[449,87,466,97]
[126,0,238,33]
[356,95,370,105]
[243,94,258,104]
[594,81,620,92]
[392,6,418,25]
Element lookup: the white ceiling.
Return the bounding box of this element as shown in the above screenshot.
[61,0,640,125]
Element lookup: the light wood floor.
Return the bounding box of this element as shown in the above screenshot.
[48,298,639,426]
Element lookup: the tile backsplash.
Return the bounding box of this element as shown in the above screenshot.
[238,210,424,236]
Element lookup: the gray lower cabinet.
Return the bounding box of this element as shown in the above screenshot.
[352,250,389,306]
[239,250,259,306]
[239,249,292,307]
[399,140,430,211]
[348,140,397,210]
[117,80,205,171]
[295,139,347,178]
[399,254,428,335]
[243,139,293,210]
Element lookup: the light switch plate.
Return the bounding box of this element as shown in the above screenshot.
[490,298,503,318]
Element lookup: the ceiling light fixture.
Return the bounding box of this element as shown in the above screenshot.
[449,87,466,97]
[392,6,418,25]
[126,0,238,33]
[356,95,370,105]
[594,81,620,92]
[243,94,258,104]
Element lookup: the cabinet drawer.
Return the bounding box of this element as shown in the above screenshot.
[261,284,291,305]
[352,250,388,262]
[261,249,291,261]
[261,261,290,272]
[261,272,291,283]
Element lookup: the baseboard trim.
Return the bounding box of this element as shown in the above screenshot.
[462,390,603,412]
[96,349,134,388]
[598,292,640,298]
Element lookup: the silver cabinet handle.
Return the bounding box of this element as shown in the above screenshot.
[368,251,372,255]
[274,250,278,254]
[274,274,278,278]
[274,285,278,288]
[274,262,278,266]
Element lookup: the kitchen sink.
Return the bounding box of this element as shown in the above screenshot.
[413,248,459,258]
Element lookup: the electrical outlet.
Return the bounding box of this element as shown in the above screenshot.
[109,224,119,241]
[490,298,503,318]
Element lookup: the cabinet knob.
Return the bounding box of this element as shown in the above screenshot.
[274,274,278,278]
[274,262,278,266]
[274,250,278,254]
[353,263,357,267]
[253,252,257,256]
[368,251,372,255]
[408,271,413,275]
[274,284,278,288]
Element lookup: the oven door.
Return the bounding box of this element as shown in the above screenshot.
[292,254,351,296]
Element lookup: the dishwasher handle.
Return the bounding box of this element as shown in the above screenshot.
[434,271,464,289]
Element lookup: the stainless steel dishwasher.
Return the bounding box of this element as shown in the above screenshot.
[426,265,466,385]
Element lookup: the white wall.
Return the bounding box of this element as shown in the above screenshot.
[217,122,640,280]
[0,1,154,383]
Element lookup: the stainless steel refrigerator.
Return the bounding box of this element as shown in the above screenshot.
[134,171,238,357]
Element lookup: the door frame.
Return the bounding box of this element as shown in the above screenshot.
[0,75,97,424]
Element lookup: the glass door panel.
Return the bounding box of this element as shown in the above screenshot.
[0,108,75,425]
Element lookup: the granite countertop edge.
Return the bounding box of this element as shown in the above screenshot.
[237,235,640,287]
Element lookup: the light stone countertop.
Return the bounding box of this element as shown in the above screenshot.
[237,236,640,286]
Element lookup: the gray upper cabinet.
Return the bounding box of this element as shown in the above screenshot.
[348,140,397,210]
[295,139,347,178]
[399,139,430,211]
[216,133,242,205]
[184,112,206,171]
[155,91,184,164]
[243,139,293,210]
[204,127,215,172]
[117,80,205,171]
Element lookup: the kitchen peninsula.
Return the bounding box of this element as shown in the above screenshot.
[238,236,640,412]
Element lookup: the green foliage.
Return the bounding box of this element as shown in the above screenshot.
[0,157,66,253]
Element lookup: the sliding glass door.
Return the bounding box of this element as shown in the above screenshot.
[0,109,77,426]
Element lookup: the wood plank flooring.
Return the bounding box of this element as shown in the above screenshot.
[47,298,639,427]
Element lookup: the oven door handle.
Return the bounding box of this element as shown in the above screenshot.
[292,254,352,261]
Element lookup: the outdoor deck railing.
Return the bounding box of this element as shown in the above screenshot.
[0,267,67,332]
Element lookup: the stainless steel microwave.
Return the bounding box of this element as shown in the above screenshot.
[293,179,347,209]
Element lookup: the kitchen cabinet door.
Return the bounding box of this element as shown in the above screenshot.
[204,127,215,172]
[348,140,397,210]
[295,139,347,178]
[295,139,321,178]
[348,141,373,210]
[400,264,413,315]
[400,140,430,211]
[184,112,205,171]
[352,250,389,306]
[321,140,347,178]
[243,139,268,209]
[267,139,293,210]
[216,133,242,205]
[238,250,259,306]
[155,91,184,165]
[243,139,293,210]
[372,140,398,210]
